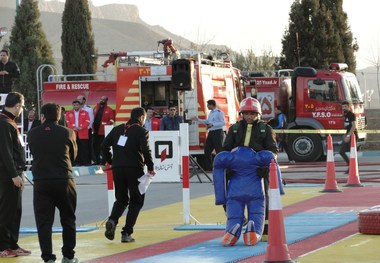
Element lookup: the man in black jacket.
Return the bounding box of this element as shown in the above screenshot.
[28,103,78,263]
[339,100,358,174]
[0,92,31,258]
[102,107,156,243]
[0,49,20,94]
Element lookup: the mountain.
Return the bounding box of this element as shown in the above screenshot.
[0,0,196,72]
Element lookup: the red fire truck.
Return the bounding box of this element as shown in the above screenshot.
[244,63,366,162]
[40,40,245,165]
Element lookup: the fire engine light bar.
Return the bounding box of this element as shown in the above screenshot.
[329,63,348,71]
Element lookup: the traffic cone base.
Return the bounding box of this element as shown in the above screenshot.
[321,134,342,193]
[344,134,363,187]
[320,189,343,192]
[263,160,295,263]
[344,183,364,187]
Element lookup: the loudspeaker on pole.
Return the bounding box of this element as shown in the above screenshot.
[172,59,194,91]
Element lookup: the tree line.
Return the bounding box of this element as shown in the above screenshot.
[2,0,358,108]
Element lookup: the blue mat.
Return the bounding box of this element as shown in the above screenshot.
[129,212,357,263]
[20,226,98,234]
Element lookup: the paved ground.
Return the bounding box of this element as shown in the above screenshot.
[8,153,380,262]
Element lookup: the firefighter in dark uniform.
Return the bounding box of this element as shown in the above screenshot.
[28,103,78,263]
[223,97,278,241]
[102,107,156,243]
[0,92,31,258]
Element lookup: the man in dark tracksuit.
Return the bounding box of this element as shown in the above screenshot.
[102,107,156,243]
[0,92,30,258]
[28,103,78,263]
[339,100,358,174]
[0,49,20,94]
[223,97,278,242]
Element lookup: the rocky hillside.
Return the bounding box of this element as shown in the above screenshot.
[0,0,195,72]
[2,0,144,24]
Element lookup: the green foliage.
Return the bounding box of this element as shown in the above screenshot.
[9,0,55,109]
[61,0,97,77]
[280,0,357,71]
[230,49,279,72]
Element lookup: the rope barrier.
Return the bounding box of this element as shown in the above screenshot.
[273,129,380,134]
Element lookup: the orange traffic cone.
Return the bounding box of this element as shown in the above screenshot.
[263,160,295,263]
[345,134,363,187]
[321,134,342,193]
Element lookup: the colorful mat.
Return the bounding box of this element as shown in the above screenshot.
[130,211,357,263]
[20,226,98,234]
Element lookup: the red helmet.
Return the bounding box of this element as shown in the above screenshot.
[239,97,261,114]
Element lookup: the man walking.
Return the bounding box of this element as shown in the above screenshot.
[0,92,31,258]
[339,100,357,174]
[192,99,226,171]
[28,103,78,263]
[102,107,156,243]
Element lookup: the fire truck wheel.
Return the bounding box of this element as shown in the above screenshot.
[288,133,322,162]
[358,206,380,235]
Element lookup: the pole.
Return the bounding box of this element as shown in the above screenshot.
[180,123,190,224]
[362,72,367,108]
[296,32,301,67]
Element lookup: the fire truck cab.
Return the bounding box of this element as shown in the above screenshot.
[245,63,366,162]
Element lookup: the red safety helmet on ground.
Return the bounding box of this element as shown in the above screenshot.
[239,97,262,114]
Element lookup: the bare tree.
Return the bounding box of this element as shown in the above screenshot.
[367,41,380,100]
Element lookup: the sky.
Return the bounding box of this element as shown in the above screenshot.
[71,1,379,70]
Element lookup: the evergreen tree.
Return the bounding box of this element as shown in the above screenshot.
[280,0,357,71]
[323,0,357,70]
[9,0,55,109]
[61,0,96,77]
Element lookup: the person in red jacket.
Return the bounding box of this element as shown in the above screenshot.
[145,107,160,131]
[66,100,90,166]
[92,96,115,165]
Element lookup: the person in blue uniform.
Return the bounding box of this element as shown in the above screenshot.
[192,99,226,171]
[213,146,283,246]
[222,97,279,241]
